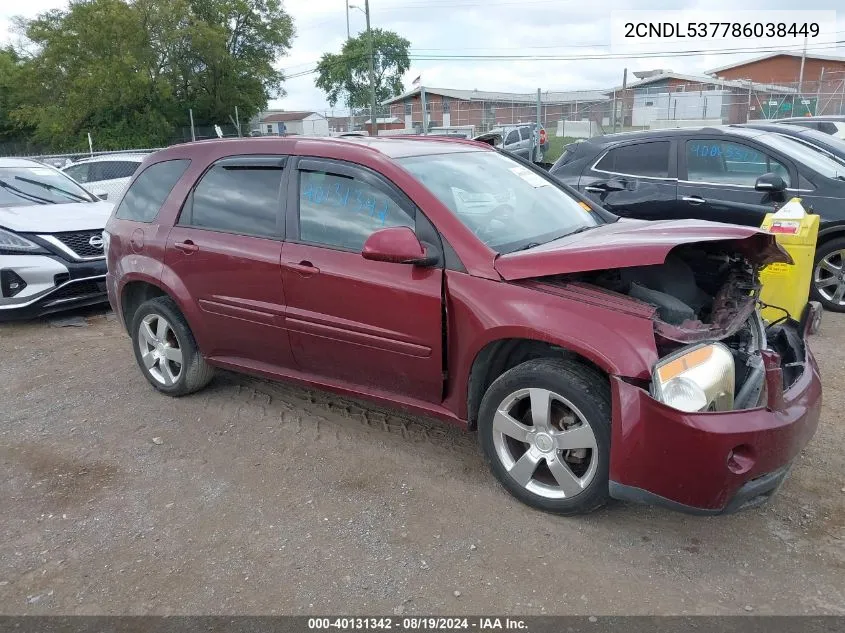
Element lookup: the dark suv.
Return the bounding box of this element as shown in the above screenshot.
[549,126,845,312]
[105,136,821,516]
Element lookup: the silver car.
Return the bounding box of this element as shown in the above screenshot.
[61,153,146,201]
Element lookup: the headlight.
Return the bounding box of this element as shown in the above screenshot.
[0,227,45,254]
[652,343,735,413]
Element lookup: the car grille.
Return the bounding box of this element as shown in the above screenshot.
[53,230,105,258]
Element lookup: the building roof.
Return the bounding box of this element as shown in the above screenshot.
[617,71,796,93]
[381,87,610,106]
[707,51,845,75]
[261,111,323,123]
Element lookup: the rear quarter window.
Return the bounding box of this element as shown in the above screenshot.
[114,159,191,222]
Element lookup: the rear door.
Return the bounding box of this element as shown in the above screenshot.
[579,140,677,220]
[280,157,444,404]
[503,128,524,158]
[165,155,294,369]
[676,137,794,226]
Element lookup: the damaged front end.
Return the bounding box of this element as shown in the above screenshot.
[537,238,811,414]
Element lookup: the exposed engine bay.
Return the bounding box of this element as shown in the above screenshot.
[545,242,806,412]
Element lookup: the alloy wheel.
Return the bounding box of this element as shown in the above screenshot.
[491,387,598,499]
[814,248,845,306]
[137,313,184,386]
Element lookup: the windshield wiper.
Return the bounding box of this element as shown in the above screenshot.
[0,178,51,204]
[14,176,89,202]
[512,225,596,253]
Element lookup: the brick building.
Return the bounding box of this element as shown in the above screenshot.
[381,87,610,133]
[708,52,845,87]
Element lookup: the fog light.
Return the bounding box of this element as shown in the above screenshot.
[0,269,27,298]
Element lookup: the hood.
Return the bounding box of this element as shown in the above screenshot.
[494,218,789,281]
[0,201,113,233]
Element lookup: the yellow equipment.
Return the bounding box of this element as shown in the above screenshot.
[758,198,820,323]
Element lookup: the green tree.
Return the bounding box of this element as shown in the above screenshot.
[0,47,29,146]
[315,29,410,110]
[9,0,294,151]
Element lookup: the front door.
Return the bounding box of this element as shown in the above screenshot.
[676,137,791,226]
[164,155,294,369]
[281,157,444,404]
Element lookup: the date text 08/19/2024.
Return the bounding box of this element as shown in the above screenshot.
[307,617,529,631]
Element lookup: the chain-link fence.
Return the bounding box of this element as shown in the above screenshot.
[5,78,845,170]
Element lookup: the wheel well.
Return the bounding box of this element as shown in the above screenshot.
[818,226,845,248]
[466,338,607,429]
[121,281,167,330]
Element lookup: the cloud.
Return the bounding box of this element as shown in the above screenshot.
[4,0,844,113]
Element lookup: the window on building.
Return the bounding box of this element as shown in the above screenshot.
[266,124,273,133]
[442,97,451,113]
[404,101,412,115]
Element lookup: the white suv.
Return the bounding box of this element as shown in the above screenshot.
[62,154,146,201]
[1,158,113,320]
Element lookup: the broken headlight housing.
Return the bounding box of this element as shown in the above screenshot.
[651,343,735,413]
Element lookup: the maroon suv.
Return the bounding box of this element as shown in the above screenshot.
[105,136,821,515]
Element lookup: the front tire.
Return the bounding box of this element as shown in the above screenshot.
[130,296,214,396]
[477,359,611,515]
[812,237,845,312]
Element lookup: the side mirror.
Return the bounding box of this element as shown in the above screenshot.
[93,190,109,200]
[754,173,786,193]
[361,227,437,266]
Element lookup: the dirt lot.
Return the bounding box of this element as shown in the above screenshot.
[1,308,843,615]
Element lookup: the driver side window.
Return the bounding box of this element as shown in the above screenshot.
[685,140,791,187]
[297,168,415,251]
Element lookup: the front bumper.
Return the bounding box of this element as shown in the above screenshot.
[608,326,822,514]
[0,255,108,321]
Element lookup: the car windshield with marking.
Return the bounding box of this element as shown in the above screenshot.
[398,151,600,253]
[0,165,96,207]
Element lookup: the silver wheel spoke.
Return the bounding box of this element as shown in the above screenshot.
[816,277,839,288]
[140,321,157,345]
[156,317,169,340]
[528,388,552,431]
[493,410,530,442]
[547,457,584,497]
[160,362,175,386]
[820,258,841,274]
[832,283,845,305]
[508,450,540,487]
[162,346,183,364]
[553,424,597,451]
[141,351,157,369]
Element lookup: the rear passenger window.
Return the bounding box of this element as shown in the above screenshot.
[519,127,532,141]
[115,159,190,222]
[505,130,520,145]
[595,142,670,178]
[91,161,140,181]
[298,169,414,251]
[181,160,283,237]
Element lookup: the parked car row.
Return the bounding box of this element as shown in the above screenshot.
[549,124,845,312]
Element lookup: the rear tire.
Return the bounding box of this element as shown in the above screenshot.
[477,358,611,515]
[130,296,214,396]
[811,237,845,312]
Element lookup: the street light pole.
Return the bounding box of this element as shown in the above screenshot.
[364,0,378,136]
[346,1,352,133]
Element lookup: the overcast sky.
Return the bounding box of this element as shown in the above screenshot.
[2,0,843,113]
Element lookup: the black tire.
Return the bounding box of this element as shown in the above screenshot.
[811,237,845,312]
[477,358,611,515]
[130,296,214,396]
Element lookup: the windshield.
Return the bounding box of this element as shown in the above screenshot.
[0,165,96,208]
[399,151,600,253]
[757,134,845,179]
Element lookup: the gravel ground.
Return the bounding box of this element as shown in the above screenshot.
[0,308,843,615]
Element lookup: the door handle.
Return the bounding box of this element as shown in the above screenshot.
[283,260,320,276]
[682,196,706,205]
[174,240,199,254]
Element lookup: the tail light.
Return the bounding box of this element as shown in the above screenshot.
[539,129,547,145]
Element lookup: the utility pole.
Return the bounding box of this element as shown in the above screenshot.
[364,0,377,136]
[346,1,353,133]
[189,109,196,142]
[797,35,808,116]
[420,86,428,133]
[621,67,627,129]
[235,105,240,136]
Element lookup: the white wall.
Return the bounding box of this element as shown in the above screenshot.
[556,120,598,138]
[302,115,329,136]
[632,90,726,126]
